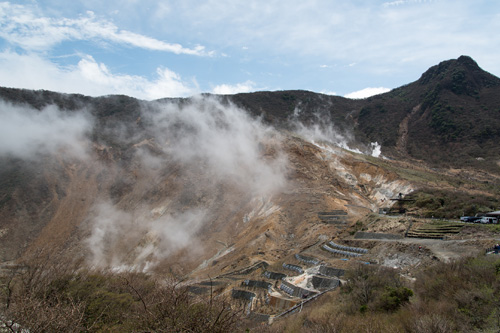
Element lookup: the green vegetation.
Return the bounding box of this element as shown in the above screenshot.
[406,188,500,218]
[349,219,365,235]
[266,254,500,332]
[429,103,462,141]
[341,264,413,314]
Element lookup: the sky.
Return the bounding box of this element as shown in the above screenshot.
[0,0,499,100]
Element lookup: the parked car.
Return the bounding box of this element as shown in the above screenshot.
[480,216,498,224]
[460,216,481,223]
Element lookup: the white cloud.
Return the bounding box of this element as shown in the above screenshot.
[212,80,256,95]
[75,56,200,99]
[383,0,434,7]
[0,3,211,56]
[145,67,199,99]
[320,90,337,96]
[1,1,499,97]
[383,0,407,6]
[0,51,197,99]
[165,1,500,77]
[344,87,391,99]
[153,3,171,20]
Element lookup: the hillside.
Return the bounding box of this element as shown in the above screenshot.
[1,55,499,172]
[228,56,500,173]
[1,56,500,331]
[356,56,500,171]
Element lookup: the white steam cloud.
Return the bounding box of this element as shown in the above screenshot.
[87,201,206,272]
[0,100,92,160]
[292,109,383,157]
[87,96,288,270]
[295,121,362,154]
[147,96,288,195]
[370,142,382,158]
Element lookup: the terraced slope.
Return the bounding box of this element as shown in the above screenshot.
[406,221,464,239]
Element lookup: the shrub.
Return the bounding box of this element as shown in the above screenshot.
[0,262,241,332]
[378,286,414,312]
[342,264,413,314]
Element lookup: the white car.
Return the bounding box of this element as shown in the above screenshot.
[480,216,498,224]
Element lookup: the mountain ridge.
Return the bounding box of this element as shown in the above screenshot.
[1,56,500,330]
[1,55,498,173]
[0,55,499,266]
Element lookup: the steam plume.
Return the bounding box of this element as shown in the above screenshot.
[87,96,289,270]
[0,100,91,160]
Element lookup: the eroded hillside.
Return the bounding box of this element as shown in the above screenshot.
[0,96,412,276]
[2,57,500,330]
[1,71,499,276]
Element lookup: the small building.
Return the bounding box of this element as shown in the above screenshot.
[485,211,500,218]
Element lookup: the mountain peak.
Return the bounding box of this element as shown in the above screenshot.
[418,55,500,94]
[456,55,479,69]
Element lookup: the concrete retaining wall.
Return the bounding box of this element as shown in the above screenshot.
[267,295,299,310]
[295,253,320,265]
[322,244,362,257]
[263,271,287,280]
[283,263,304,274]
[242,279,272,290]
[188,286,208,295]
[318,211,349,224]
[354,231,403,240]
[318,210,348,216]
[232,289,256,301]
[280,281,317,299]
[319,265,345,277]
[328,241,368,254]
[311,275,340,290]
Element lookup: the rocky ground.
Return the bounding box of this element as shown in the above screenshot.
[2,129,499,324]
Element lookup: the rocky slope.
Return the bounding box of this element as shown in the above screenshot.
[0,55,499,283]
